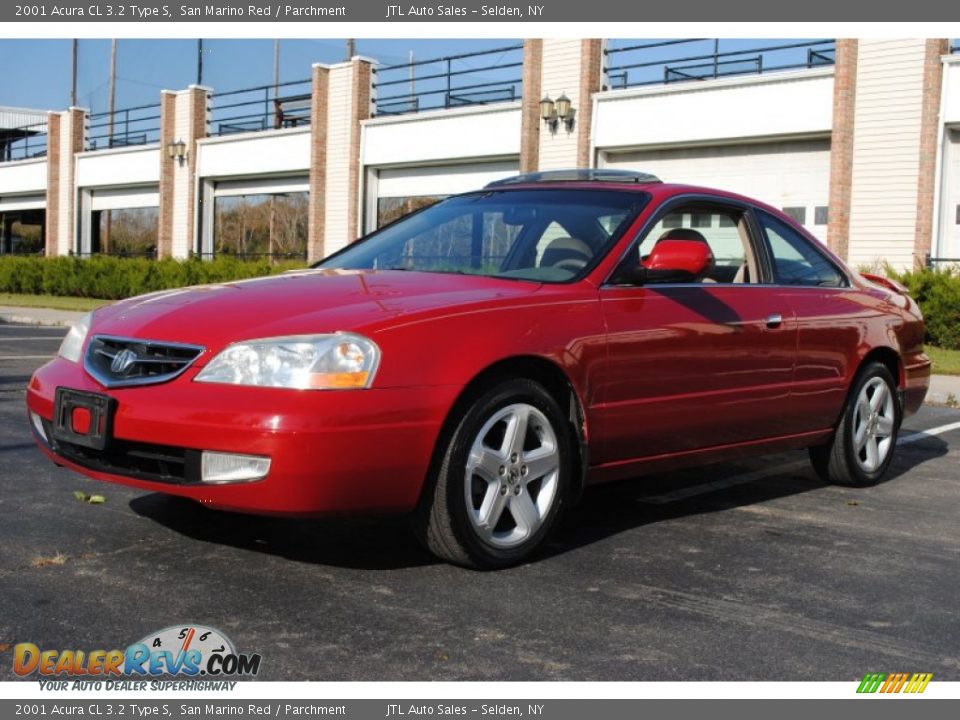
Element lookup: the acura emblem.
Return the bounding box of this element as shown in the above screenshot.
[110,348,139,375]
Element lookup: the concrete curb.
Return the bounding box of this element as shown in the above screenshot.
[0,306,85,328]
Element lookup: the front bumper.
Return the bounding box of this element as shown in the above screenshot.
[27,358,461,516]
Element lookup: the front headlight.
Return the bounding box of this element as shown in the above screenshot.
[194,333,380,390]
[58,312,92,363]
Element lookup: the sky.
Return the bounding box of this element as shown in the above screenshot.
[0,38,850,116]
[0,38,525,113]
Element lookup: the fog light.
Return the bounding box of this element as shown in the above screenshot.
[30,412,48,442]
[200,451,271,484]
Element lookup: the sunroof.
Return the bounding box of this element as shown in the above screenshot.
[486,169,662,187]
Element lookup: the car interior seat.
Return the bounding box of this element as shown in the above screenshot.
[540,236,593,270]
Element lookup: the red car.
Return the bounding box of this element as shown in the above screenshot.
[26,169,930,568]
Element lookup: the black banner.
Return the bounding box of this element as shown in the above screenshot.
[4,0,959,22]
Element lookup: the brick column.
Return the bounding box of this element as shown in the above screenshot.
[307,63,330,263]
[309,57,374,261]
[519,39,543,174]
[577,39,604,168]
[156,91,176,258]
[826,39,857,261]
[44,107,86,256]
[157,86,209,258]
[914,39,949,267]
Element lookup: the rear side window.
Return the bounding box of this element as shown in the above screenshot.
[758,211,846,287]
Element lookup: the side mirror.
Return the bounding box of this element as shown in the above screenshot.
[615,239,713,285]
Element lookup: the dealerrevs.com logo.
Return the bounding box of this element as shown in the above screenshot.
[13,625,262,687]
[856,673,933,694]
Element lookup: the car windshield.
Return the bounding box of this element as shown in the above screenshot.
[316,189,648,282]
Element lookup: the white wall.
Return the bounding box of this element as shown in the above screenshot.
[362,103,521,167]
[593,68,834,152]
[76,146,160,188]
[196,128,311,178]
[942,57,960,124]
[538,39,583,170]
[847,40,928,269]
[0,158,47,196]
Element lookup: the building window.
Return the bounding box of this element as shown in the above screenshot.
[815,206,829,225]
[0,210,45,255]
[376,196,446,229]
[213,192,308,258]
[956,204,960,225]
[92,208,158,257]
[782,207,807,225]
[690,213,712,228]
[661,213,683,229]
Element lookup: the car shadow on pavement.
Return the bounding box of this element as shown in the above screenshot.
[128,493,437,571]
[129,437,949,570]
[546,438,950,559]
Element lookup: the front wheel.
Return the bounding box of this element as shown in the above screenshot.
[414,378,573,569]
[809,362,901,487]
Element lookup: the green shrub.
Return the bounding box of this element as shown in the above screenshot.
[0,255,308,302]
[891,266,960,350]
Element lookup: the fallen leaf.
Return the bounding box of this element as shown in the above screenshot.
[0,643,11,653]
[73,491,88,502]
[31,553,67,568]
[435,651,450,662]
[847,500,859,506]
[88,495,106,504]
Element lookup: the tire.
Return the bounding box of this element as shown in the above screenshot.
[414,378,573,569]
[809,362,901,487]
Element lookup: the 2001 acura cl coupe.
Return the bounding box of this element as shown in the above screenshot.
[27,169,930,568]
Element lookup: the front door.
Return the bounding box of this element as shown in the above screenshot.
[593,199,797,467]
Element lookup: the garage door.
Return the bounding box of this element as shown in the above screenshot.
[602,139,830,241]
[370,160,518,230]
[942,128,960,260]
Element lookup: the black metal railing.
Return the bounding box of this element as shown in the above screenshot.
[191,250,308,261]
[73,249,159,259]
[87,102,162,150]
[1,123,48,162]
[925,253,960,269]
[209,78,312,137]
[605,39,836,90]
[373,43,523,116]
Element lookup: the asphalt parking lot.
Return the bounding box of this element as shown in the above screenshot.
[1,321,959,681]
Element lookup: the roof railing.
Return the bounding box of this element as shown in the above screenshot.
[605,39,836,90]
[1,122,47,162]
[373,43,523,116]
[87,101,162,150]
[209,77,312,137]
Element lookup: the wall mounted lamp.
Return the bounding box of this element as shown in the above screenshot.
[540,93,575,132]
[166,139,187,164]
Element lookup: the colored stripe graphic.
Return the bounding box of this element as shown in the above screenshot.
[857,672,932,693]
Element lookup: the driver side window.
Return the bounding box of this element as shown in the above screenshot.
[634,203,758,284]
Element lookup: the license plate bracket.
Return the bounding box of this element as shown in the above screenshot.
[53,388,115,450]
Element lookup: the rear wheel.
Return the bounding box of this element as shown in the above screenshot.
[809,362,900,487]
[414,378,572,569]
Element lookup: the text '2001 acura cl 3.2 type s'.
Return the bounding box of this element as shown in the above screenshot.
[26,170,930,568]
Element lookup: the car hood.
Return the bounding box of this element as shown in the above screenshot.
[90,269,542,353]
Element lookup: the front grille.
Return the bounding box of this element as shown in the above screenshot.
[43,419,200,484]
[84,335,204,388]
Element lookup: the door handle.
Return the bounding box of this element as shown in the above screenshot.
[765,313,783,329]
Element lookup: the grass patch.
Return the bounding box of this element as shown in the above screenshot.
[928,346,960,376]
[0,293,111,312]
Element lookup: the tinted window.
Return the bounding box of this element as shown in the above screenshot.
[759,211,846,287]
